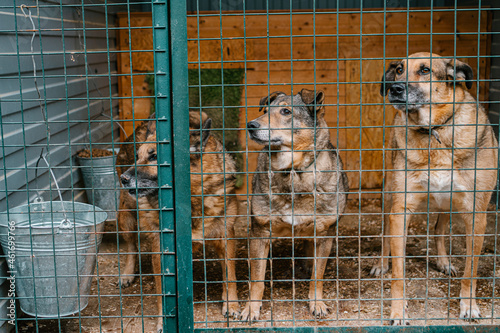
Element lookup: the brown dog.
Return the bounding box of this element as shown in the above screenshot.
[241,89,349,321]
[188,111,240,319]
[116,116,163,331]
[371,52,498,325]
[117,112,240,332]
[116,115,156,290]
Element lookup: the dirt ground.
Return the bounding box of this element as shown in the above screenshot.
[17,198,500,332]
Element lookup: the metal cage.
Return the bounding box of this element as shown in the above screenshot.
[0,0,499,332]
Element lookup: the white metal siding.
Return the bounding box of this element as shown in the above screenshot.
[0,0,119,211]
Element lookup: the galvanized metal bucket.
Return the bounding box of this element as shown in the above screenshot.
[77,151,119,221]
[0,201,107,317]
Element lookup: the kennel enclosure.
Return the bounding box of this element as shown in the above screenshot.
[0,0,499,332]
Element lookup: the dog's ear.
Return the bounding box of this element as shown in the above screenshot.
[446,59,474,89]
[146,112,156,137]
[259,91,285,112]
[201,118,212,148]
[299,89,325,114]
[380,61,400,96]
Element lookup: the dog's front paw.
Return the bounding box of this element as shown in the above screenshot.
[240,302,261,322]
[460,300,481,321]
[222,301,240,319]
[437,260,458,277]
[309,301,329,318]
[370,261,389,276]
[389,319,410,326]
[118,275,135,288]
[390,310,410,325]
[156,317,163,333]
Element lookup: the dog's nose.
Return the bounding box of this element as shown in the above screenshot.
[390,83,405,95]
[247,121,260,130]
[120,173,130,186]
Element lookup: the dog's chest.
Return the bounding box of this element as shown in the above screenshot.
[413,169,467,208]
[268,171,338,227]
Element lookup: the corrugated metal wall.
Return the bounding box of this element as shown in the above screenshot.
[0,0,119,212]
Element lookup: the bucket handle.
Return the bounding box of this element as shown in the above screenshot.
[58,218,74,231]
[29,196,74,231]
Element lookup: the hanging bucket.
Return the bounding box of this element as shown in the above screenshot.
[0,201,107,317]
[77,149,119,221]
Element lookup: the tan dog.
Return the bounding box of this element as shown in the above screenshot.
[117,112,240,332]
[188,111,240,319]
[116,115,156,291]
[371,52,498,325]
[116,117,163,331]
[241,89,349,321]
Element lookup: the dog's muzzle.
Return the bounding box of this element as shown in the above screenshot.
[388,83,421,113]
[120,173,137,195]
[388,83,407,104]
[247,121,260,131]
[121,173,131,187]
[247,121,261,141]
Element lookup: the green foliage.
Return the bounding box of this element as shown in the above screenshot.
[188,69,245,188]
[145,69,245,188]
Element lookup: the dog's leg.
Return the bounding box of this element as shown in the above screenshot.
[389,205,411,325]
[459,211,487,320]
[213,229,240,318]
[117,207,138,288]
[434,213,458,276]
[307,235,333,317]
[371,179,392,276]
[240,235,270,322]
[371,212,391,276]
[149,232,164,333]
[303,239,314,276]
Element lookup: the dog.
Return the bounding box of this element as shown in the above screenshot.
[371,52,498,325]
[116,114,156,289]
[117,111,240,331]
[241,89,349,321]
[188,111,240,319]
[116,116,163,331]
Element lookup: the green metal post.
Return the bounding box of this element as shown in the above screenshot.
[152,0,193,332]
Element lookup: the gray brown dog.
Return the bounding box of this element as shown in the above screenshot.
[117,112,240,332]
[241,89,349,321]
[371,52,498,325]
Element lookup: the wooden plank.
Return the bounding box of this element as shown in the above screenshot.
[118,74,153,139]
[187,39,253,68]
[345,60,396,190]
[117,11,489,68]
[248,35,488,60]
[116,14,154,73]
[188,10,488,38]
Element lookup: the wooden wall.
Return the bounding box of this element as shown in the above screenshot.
[117,10,490,192]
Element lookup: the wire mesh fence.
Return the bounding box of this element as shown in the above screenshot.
[0,0,499,332]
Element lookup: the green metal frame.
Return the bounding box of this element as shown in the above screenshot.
[153,0,193,332]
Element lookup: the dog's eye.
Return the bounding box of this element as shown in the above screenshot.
[149,154,157,162]
[396,66,404,75]
[420,67,431,74]
[280,108,291,116]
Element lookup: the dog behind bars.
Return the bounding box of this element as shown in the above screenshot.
[371,52,498,325]
[117,112,240,332]
[241,89,349,321]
